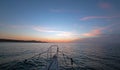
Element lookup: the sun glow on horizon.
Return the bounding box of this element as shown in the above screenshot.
[0,0,120,43]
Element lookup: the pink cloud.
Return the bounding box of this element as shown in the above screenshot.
[82,29,102,37]
[80,15,120,21]
[99,2,112,9]
[81,24,114,37]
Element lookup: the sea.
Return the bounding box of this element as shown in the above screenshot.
[0,43,120,70]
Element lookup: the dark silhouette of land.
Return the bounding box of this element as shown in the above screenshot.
[0,39,47,43]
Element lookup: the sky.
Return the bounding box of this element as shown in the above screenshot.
[0,0,120,42]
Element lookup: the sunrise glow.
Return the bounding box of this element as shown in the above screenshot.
[0,0,120,42]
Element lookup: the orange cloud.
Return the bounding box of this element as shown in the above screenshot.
[82,29,102,37]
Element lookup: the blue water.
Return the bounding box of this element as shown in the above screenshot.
[0,43,120,70]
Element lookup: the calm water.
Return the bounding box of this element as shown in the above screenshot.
[0,43,120,70]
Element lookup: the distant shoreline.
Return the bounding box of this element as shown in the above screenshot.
[0,39,48,43]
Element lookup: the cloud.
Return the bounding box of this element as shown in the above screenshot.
[33,26,79,39]
[80,15,120,21]
[99,2,111,9]
[72,23,120,43]
[80,23,116,37]
[50,9,80,13]
[81,28,102,37]
[73,34,120,44]
[33,27,64,33]
[0,23,31,29]
[33,24,115,38]
[56,32,73,37]
[34,27,71,36]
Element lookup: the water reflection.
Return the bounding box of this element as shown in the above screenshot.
[0,43,120,70]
